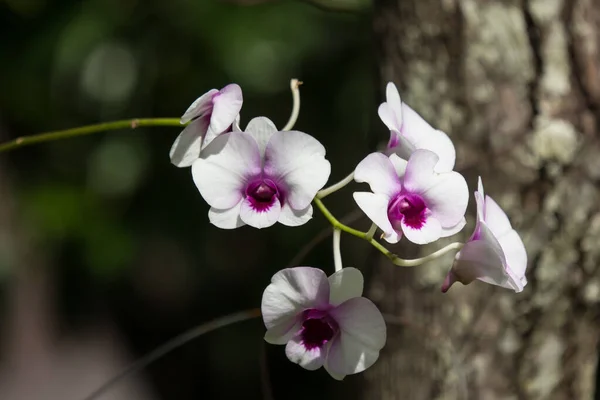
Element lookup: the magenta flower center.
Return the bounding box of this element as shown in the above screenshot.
[246,179,281,211]
[388,193,427,229]
[301,317,336,350]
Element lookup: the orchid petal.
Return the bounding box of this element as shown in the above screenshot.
[327,297,386,376]
[169,118,208,167]
[209,83,243,134]
[245,116,278,157]
[328,267,364,307]
[239,196,281,229]
[388,154,408,179]
[400,214,442,245]
[180,89,218,124]
[285,334,327,370]
[192,132,261,209]
[261,267,330,343]
[278,203,313,227]
[484,195,513,238]
[264,131,331,210]
[440,217,466,237]
[207,201,244,229]
[354,152,402,197]
[353,192,400,243]
[498,229,528,291]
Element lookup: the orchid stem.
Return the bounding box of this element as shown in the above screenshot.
[365,223,377,240]
[282,79,302,131]
[332,228,343,272]
[81,308,261,400]
[0,118,182,153]
[312,197,463,267]
[317,171,354,199]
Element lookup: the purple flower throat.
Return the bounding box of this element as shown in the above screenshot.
[388,192,427,229]
[300,309,338,350]
[246,178,281,211]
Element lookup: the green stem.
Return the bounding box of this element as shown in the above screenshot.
[0,118,182,153]
[312,197,463,267]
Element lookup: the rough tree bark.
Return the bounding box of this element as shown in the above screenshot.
[365,0,600,399]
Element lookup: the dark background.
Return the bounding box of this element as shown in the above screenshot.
[0,0,388,399]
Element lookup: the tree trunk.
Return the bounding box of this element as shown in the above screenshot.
[365,0,600,399]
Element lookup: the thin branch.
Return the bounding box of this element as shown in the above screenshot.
[282,79,302,131]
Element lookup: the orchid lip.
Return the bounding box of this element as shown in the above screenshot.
[388,192,427,229]
[245,178,282,212]
[300,309,339,350]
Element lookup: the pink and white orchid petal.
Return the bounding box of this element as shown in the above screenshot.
[328,267,364,307]
[354,153,402,197]
[239,196,281,229]
[209,83,243,134]
[192,132,261,209]
[388,154,408,179]
[484,195,513,238]
[401,104,455,172]
[324,364,346,381]
[278,203,313,227]
[245,116,278,157]
[402,149,439,193]
[378,102,400,133]
[327,297,386,376]
[180,89,219,124]
[169,117,208,167]
[207,201,244,229]
[285,335,327,370]
[440,217,466,238]
[264,131,331,210]
[391,134,418,162]
[498,229,528,289]
[353,192,400,243]
[261,267,330,344]
[265,318,301,345]
[400,214,442,245]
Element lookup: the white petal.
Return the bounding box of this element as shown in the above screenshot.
[278,203,313,227]
[192,132,261,209]
[401,104,456,172]
[353,192,400,243]
[285,335,326,370]
[261,267,330,342]
[180,89,219,124]
[378,102,399,132]
[391,133,418,162]
[327,297,386,376]
[354,152,402,197]
[328,267,364,306]
[400,214,442,245]
[388,154,408,178]
[209,83,243,134]
[324,364,346,381]
[440,217,466,238]
[402,149,439,193]
[484,195,513,238]
[265,318,301,345]
[383,82,403,129]
[207,201,244,229]
[245,116,278,157]
[239,196,281,229]
[264,131,331,210]
[169,118,208,167]
[498,229,528,292]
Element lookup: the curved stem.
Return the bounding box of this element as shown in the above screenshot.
[332,228,343,272]
[0,118,182,153]
[317,171,354,199]
[81,308,261,400]
[312,197,463,267]
[282,79,302,131]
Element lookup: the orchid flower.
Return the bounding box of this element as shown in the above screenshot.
[261,267,386,380]
[378,82,455,172]
[442,178,528,292]
[191,117,331,229]
[353,150,468,245]
[170,84,243,167]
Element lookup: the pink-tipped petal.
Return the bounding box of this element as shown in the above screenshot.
[209,83,243,134]
[192,132,261,209]
[239,196,281,229]
[261,267,330,344]
[207,201,244,229]
[245,117,278,157]
[328,268,364,307]
[354,153,402,197]
[180,89,219,124]
[353,192,400,243]
[400,214,442,245]
[285,334,327,370]
[264,131,331,210]
[278,203,313,227]
[327,297,386,376]
[169,118,209,167]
